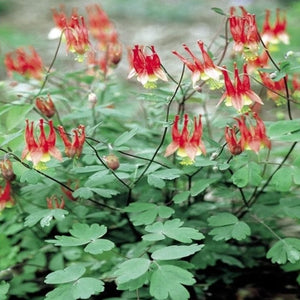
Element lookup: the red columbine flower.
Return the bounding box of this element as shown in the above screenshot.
[261,9,289,46]
[225,125,243,155]
[235,113,271,153]
[50,7,90,60]
[229,7,260,60]
[0,181,14,212]
[172,41,223,90]
[58,125,85,159]
[128,45,168,88]
[36,94,56,118]
[259,71,286,105]
[218,63,263,112]
[22,119,62,168]
[5,47,43,80]
[165,114,206,165]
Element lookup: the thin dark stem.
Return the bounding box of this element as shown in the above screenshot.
[85,139,131,190]
[134,64,186,185]
[217,18,230,66]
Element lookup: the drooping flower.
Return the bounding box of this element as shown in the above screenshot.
[261,9,289,46]
[58,125,85,159]
[0,181,14,212]
[225,125,243,155]
[4,47,43,80]
[0,159,15,182]
[235,113,271,153]
[50,7,90,60]
[218,63,263,111]
[259,71,286,105]
[128,45,168,88]
[22,119,62,168]
[229,6,260,60]
[247,49,269,74]
[36,94,56,118]
[172,41,223,90]
[165,114,206,165]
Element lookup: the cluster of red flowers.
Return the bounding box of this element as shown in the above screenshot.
[4,47,43,80]
[22,118,85,169]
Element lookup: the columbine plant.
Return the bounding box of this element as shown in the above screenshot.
[1,3,300,300]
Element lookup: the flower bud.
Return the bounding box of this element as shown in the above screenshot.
[0,159,16,182]
[88,92,97,108]
[36,94,56,118]
[103,154,120,170]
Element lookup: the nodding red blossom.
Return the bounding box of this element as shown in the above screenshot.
[261,9,289,45]
[225,125,243,155]
[234,113,271,154]
[172,41,222,90]
[86,4,118,48]
[58,125,85,159]
[218,63,263,112]
[247,49,269,74]
[0,181,14,212]
[128,45,168,88]
[165,114,206,165]
[36,94,56,118]
[22,119,62,168]
[50,7,90,59]
[259,71,286,104]
[4,47,43,80]
[229,6,260,60]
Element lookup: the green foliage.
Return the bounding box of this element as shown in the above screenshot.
[208,213,251,241]
[1,2,300,299]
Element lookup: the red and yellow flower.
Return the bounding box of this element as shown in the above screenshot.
[128,45,168,88]
[218,63,263,112]
[261,9,289,46]
[173,41,222,90]
[165,114,206,165]
[58,125,85,159]
[0,181,14,212]
[35,94,56,118]
[22,119,62,169]
[229,7,260,60]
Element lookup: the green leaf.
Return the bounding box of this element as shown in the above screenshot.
[24,209,69,227]
[191,178,219,196]
[117,272,149,291]
[71,277,104,299]
[151,244,204,260]
[19,169,41,184]
[0,281,9,297]
[148,174,166,189]
[173,191,190,204]
[268,119,300,142]
[47,223,108,247]
[211,7,226,16]
[91,188,119,198]
[72,187,93,199]
[270,167,293,192]
[150,264,195,300]
[208,213,251,241]
[45,265,86,284]
[114,127,138,147]
[84,239,115,254]
[267,238,300,264]
[124,203,174,226]
[231,162,262,188]
[45,284,74,300]
[208,213,238,226]
[153,168,183,180]
[6,104,33,130]
[143,219,204,243]
[115,258,151,284]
